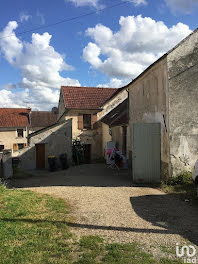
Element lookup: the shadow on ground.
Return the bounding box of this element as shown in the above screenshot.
[130,194,198,245]
[0,217,180,234]
[1,193,198,246]
[13,163,132,188]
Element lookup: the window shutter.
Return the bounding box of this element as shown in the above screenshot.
[78,114,83,130]
[91,114,98,129]
[13,144,18,151]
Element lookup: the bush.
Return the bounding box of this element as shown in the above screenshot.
[167,171,193,186]
[72,138,85,165]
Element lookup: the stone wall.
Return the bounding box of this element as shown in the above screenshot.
[101,123,112,157]
[18,120,72,170]
[2,150,13,179]
[111,126,122,150]
[167,30,198,175]
[128,57,170,179]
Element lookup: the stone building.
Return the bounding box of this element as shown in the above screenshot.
[57,86,120,161]
[0,108,58,155]
[17,120,72,170]
[124,28,198,182]
[0,108,30,153]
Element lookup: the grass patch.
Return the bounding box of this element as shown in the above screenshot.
[79,236,104,251]
[160,245,175,255]
[0,185,185,264]
[75,240,183,264]
[75,236,105,264]
[0,185,72,264]
[161,171,198,203]
[104,243,155,264]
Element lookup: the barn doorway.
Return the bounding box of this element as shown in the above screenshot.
[84,144,91,164]
[36,144,45,169]
[132,123,161,184]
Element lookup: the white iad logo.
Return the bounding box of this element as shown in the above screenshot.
[176,243,197,263]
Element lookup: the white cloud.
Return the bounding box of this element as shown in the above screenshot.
[36,11,45,25]
[66,0,146,8]
[165,0,198,13]
[127,0,147,6]
[67,0,100,8]
[0,21,23,64]
[83,15,192,79]
[0,21,80,110]
[0,89,29,108]
[97,78,130,88]
[19,12,31,22]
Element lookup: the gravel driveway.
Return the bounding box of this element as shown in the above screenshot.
[15,164,198,252]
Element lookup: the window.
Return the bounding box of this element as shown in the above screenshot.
[0,145,4,151]
[13,143,27,151]
[78,114,97,130]
[18,144,24,150]
[83,114,91,129]
[17,129,24,138]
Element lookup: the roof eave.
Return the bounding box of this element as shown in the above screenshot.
[66,107,102,111]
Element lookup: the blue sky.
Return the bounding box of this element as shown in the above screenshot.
[0,0,197,110]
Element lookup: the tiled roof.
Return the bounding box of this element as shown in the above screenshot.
[61,86,118,110]
[30,111,57,128]
[0,108,30,128]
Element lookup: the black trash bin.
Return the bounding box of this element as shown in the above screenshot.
[59,153,69,170]
[48,156,57,172]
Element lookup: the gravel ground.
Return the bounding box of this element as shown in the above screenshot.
[15,164,198,255]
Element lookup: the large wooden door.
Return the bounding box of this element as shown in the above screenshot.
[132,123,161,184]
[36,144,45,169]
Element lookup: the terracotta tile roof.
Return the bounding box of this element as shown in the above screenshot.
[0,108,30,128]
[61,86,118,110]
[30,111,57,128]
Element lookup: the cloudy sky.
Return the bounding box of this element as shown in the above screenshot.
[0,0,197,110]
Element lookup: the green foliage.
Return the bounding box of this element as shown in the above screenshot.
[79,236,104,251]
[0,187,72,264]
[162,171,198,202]
[167,171,193,186]
[104,243,154,264]
[72,138,85,165]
